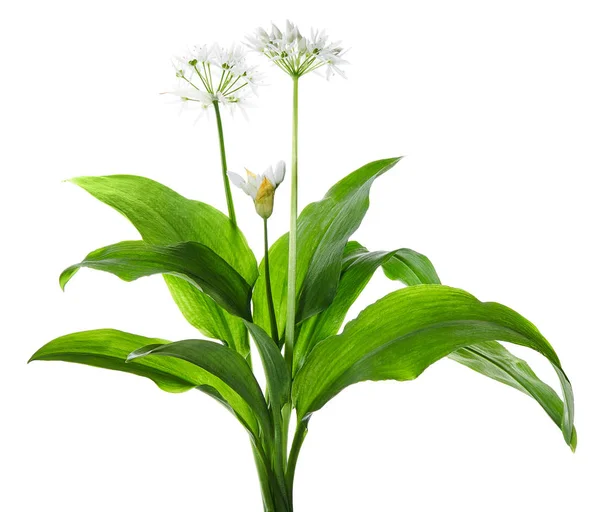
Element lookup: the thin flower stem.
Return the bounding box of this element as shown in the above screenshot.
[205,62,215,92]
[193,65,211,92]
[212,100,237,225]
[284,76,299,372]
[224,81,248,97]
[264,218,279,342]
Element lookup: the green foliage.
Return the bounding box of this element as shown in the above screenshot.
[71,175,257,357]
[128,339,271,439]
[448,342,577,451]
[294,241,440,374]
[253,158,401,340]
[292,285,574,447]
[28,329,261,435]
[31,158,577,511]
[245,321,290,414]
[61,240,253,321]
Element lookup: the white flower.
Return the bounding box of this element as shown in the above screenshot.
[228,161,286,219]
[164,43,264,117]
[246,20,348,79]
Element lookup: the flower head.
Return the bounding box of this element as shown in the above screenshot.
[228,161,286,219]
[165,43,264,117]
[246,20,347,79]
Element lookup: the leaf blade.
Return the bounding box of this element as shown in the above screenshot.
[245,321,290,412]
[60,240,252,321]
[28,329,260,435]
[292,285,574,447]
[448,342,577,451]
[294,243,439,373]
[253,158,402,337]
[69,175,257,356]
[127,339,272,438]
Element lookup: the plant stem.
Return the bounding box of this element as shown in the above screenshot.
[251,442,275,512]
[213,100,237,225]
[272,406,291,510]
[286,419,308,507]
[285,76,299,372]
[263,218,279,343]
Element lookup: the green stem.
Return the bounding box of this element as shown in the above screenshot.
[272,408,291,510]
[264,218,279,343]
[286,419,308,507]
[251,442,275,512]
[213,100,237,225]
[285,76,299,372]
[251,436,289,512]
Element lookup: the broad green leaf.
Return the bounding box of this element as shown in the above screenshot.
[61,240,252,321]
[245,321,290,412]
[253,158,402,338]
[70,175,257,356]
[28,329,259,435]
[293,285,574,448]
[294,242,439,374]
[128,339,272,439]
[375,245,576,449]
[448,342,577,451]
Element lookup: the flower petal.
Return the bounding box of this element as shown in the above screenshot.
[228,171,246,190]
[273,161,286,185]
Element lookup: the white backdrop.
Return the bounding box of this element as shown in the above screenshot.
[1,1,599,510]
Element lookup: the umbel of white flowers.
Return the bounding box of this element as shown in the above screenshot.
[228,162,286,219]
[246,20,347,79]
[166,43,263,115]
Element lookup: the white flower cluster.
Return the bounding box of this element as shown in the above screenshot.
[166,43,263,116]
[246,20,347,79]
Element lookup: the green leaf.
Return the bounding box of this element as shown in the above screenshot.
[61,240,252,321]
[294,242,439,373]
[28,329,260,435]
[253,158,402,338]
[128,339,272,439]
[70,175,257,357]
[244,322,290,412]
[375,244,576,449]
[293,285,574,448]
[382,247,441,286]
[448,342,577,451]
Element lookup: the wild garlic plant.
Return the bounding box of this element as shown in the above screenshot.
[30,20,575,512]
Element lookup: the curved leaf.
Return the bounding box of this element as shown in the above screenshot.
[28,329,260,435]
[382,248,441,286]
[253,158,402,337]
[294,242,439,373]
[70,175,257,357]
[128,339,272,439]
[448,342,577,451]
[375,244,576,450]
[61,240,252,321]
[292,285,574,448]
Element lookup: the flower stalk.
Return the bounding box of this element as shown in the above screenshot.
[263,218,279,342]
[213,100,237,225]
[285,76,299,371]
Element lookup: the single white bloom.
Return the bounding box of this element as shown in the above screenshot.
[246,20,348,79]
[228,161,286,219]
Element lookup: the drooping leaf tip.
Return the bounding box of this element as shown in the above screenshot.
[568,427,578,452]
[59,266,78,291]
